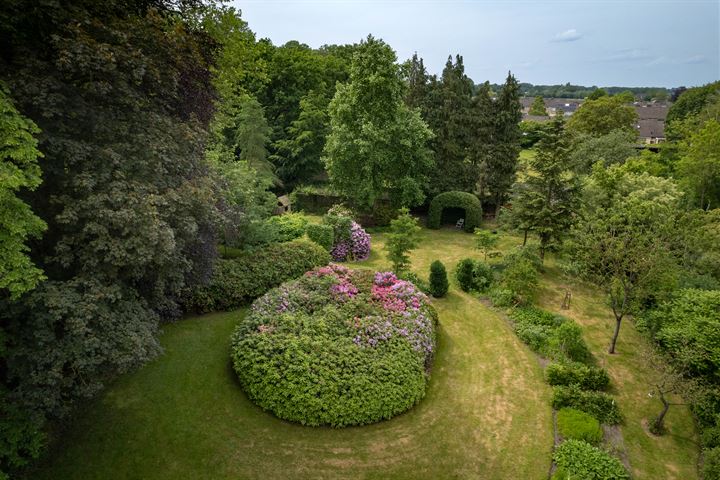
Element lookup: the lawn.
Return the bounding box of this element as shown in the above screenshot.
[28,228,552,480]
[27,225,699,479]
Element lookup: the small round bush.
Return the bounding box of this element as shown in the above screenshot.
[704,447,720,480]
[472,261,494,292]
[553,440,629,480]
[231,265,438,427]
[455,258,477,292]
[557,408,603,445]
[429,260,449,297]
[306,223,334,251]
[427,191,482,232]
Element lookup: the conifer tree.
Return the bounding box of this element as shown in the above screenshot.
[426,55,475,196]
[528,95,547,116]
[509,113,580,260]
[482,72,522,214]
[403,53,430,114]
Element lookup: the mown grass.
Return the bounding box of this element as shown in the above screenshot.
[29,227,552,480]
[28,224,698,479]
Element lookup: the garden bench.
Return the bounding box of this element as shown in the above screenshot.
[455,218,465,229]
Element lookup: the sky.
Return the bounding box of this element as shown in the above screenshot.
[232,0,719,88]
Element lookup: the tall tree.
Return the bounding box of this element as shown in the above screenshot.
[508,113,581,260]
[568,165,680,353]
[0,1,220,472]
[482,72,522,214]
[425,55,475,196]
[402,53,430,113]
[323,35,433,209]
[528,95,547,115]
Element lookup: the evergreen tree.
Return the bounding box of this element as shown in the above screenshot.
[425,55,475,196]
[470,81,496,198]
[429,260,449,297]
[528,95,547,116]
[482,72,522,214]
[402,53,430,113]
[324,35,433,209]
[509,113,581,260]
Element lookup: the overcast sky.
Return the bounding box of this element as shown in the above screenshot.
[233,0,719,88]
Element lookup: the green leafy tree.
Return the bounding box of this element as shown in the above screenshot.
[0,85,46,298]
[677,119,720,210]
[666,81,720,135]
[384,208,422,273]
[324,36,433,209]
[474,228,498,261]
[0,1,220,472]
[509,114,581,260]
[528,95,547,116]
[587,88,608,100]
[429,260,449,297]
[568,165,680,353]
[566,95,638,137]
[570,129,637,173]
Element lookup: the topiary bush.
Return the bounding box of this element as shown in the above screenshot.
[184,239,330,313]
[429,260,449,298]
[552,385,622,425]
[230,266,438,427]
[552,440,630,480]
[546,361,611,391]
[557,408,603,445]
[306,224,334,251]
[427,191,482,233]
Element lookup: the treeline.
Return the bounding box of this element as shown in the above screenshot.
[493,82,671,100]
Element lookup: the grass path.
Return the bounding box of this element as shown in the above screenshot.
[29,229,553,480]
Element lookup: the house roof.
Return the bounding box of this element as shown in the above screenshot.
[636,119,665,139]
[634,103,669,121]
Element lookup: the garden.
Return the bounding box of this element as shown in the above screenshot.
[24,208,700,480]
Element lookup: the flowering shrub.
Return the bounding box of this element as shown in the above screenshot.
[330,221,371,262]
[231,265,438,427]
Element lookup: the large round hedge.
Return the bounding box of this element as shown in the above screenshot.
[427,191,482,233]
[231,264,438,427]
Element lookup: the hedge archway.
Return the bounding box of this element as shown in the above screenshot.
[427,191,482,233]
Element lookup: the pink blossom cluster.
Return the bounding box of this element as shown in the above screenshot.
[306,263,358,299]
[371,272,427,312]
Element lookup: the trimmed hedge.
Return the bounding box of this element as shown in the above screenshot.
[427,191,482,233]
[306,224,334,251]
[557,408,603,445]
[552,440,630,480]
[552,385,622,425]
[185,239,330,313]
[509,308,591,362]
[231,266,437,427]
[546,361,611,391]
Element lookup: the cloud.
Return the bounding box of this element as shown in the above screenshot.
[552,29,582,42]
[681,55,707,64]
[603,48,654,62]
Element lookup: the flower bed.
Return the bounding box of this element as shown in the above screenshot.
[330,221,371,262]
[230,264,437,427]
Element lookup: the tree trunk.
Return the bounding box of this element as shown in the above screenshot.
[651,393,670,435]
[608,314,623,354]
[522,229,528,246]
